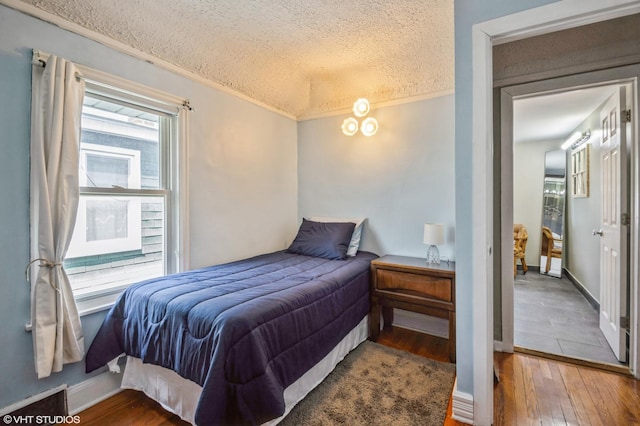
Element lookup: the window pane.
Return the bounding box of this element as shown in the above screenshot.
[81,95,160,190]
[67,194,141,257]
[86,154,129,188]
[86,199,128,242]
[65,196,165,297]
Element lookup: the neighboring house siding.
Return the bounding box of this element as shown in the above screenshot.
[81,129,159,189]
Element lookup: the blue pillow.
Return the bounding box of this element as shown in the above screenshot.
[287,219,356,260]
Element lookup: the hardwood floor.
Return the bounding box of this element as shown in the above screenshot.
[492,350,640,425]
[76,326,640,425]
[74,389,189,426]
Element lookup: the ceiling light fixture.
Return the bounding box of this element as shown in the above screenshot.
[561,129,591,150]
[361,117,379,137]
[353,98,370,117]
[341,117,359,136]
[342,98,378,137]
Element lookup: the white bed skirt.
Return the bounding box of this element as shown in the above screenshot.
[121,315,369,425]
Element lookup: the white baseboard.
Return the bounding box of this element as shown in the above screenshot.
[67,370,123,415]
[494,339,513,353]
[0,369,121,417]
[451,378,474,424]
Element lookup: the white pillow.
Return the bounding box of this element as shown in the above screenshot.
[308,216,366,257]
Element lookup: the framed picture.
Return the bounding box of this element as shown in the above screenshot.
[571,144,589,198]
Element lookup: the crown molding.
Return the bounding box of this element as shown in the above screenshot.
[297,89,455,121]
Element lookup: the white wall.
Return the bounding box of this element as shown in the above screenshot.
[297,95,455,261]
[0,3,297,411]
[565,93,614,301]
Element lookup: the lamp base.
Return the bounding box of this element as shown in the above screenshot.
[426,245,440,264]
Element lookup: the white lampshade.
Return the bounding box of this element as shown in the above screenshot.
[423,223,444,245]
[353,98,370,117]
[341,117,359,136]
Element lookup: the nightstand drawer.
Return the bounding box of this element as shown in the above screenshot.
[376,269,453,302]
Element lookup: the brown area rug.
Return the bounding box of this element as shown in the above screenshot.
[280,341,456,426]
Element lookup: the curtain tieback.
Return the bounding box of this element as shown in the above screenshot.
[25,258,64,292]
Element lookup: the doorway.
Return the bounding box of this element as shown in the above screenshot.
[501,70,637,373]
[468,5,640,426]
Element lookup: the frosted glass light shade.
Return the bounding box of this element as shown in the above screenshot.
[361,117,378,136]
[341,117,359,136]
[353,98,370,117]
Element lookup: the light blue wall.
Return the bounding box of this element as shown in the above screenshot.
[297,95,455,260]
[0,4,297,410]
[453,0,560,395]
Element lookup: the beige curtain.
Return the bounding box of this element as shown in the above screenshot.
[30,54,85,378]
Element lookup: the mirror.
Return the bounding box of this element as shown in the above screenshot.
[540,150,566,278]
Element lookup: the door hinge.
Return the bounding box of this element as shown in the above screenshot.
[622,213,630,226]
[622,109,631,123]
[621,316,630,330]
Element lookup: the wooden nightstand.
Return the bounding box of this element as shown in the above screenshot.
[369,255,456,362]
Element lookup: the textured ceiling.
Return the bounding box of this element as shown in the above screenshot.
[17,0,454,118]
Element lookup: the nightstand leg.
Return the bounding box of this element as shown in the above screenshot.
[370,296,381,341]
[382,306,394,328]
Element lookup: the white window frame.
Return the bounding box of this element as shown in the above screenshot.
[31,50,190,316]
[80,142,142,189]
[67,144,142,258]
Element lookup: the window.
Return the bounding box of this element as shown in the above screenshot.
[60,70,189,313]
[67,142,142,258]
[570,144,590,198]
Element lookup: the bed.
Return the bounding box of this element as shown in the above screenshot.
[85,218,376,425]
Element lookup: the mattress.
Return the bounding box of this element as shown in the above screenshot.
[86,250,377,425]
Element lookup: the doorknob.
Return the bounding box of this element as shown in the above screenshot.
[592,229,604,236]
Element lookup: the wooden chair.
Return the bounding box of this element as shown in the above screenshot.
[541,226,562,273]
[513,224,528,277]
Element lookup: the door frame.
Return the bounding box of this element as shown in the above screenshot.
[470,1,640,424]
[500,69,638,369]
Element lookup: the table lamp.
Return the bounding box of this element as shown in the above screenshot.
[423,223,444,264]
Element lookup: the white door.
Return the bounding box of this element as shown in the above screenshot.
[597,86,629,362]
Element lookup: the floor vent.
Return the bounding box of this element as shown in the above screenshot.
[6,389,67,425]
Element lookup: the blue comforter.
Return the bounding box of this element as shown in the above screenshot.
[85,250,376,425]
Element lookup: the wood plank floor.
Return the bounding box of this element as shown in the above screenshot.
[76,326,640,425]
[492,350,640,425]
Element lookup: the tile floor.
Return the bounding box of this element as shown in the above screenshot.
[514,270,624,365]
